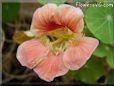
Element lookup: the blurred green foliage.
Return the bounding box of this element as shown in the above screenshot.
[107,69,114,85]
[37,0,67,5]
[2,2,20,22]
[73,0,96,3]
[96,0,114,3]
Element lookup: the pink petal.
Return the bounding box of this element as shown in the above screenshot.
[33,52,68,82]
[31,3,62,32]
[75,19,84,32]
[16,39,49,69]
[58,4,84,32]
[63,37,99,70]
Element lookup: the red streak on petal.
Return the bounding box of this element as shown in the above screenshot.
[45,21,63,31]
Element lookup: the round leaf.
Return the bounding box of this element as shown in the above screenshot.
[67,57,104,83]
[85,7,113,44]
[93,43,108,57]
[106,48,114,68]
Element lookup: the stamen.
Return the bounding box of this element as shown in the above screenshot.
[36,27,82,54]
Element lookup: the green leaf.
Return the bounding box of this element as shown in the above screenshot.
[93,43,108,57]
[13,31,34,44]
[96,0,114,3]
[107,69,114,85]
[67,56,104,83]
[2,2,20,22]
[37,0,67,5]
[84,26,94,37]
[73,0,96,3]
[85,7,113,44]
[106,48,114,68]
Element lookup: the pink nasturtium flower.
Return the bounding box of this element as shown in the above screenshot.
[16,4,99,82]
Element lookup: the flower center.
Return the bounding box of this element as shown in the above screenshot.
[38,27,81,55]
